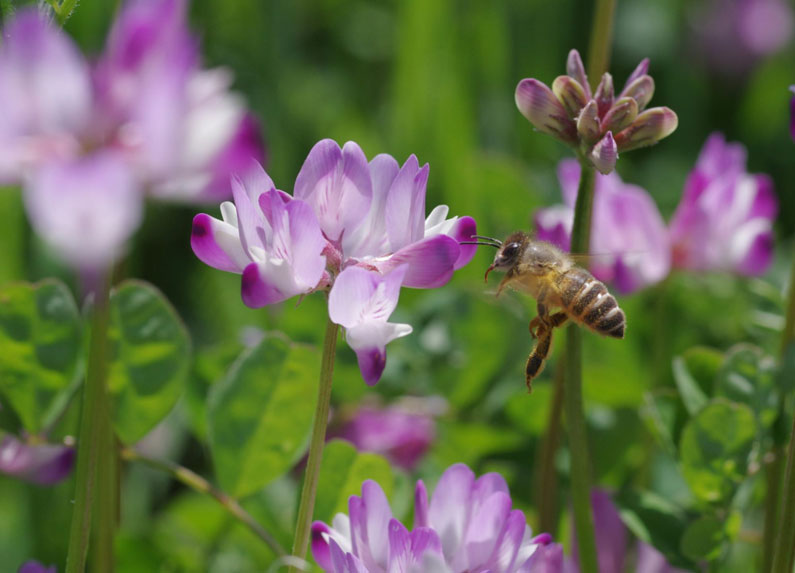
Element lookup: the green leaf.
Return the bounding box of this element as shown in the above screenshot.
[680,515,725,562]
[0,280,81,433]
[672,347,722,416]
[714,344,777,429]
[107,280,190,444]
[313,440,394,524]
[208,335,319,498]
[679,399,756,503]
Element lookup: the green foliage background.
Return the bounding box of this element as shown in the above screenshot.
[0,0,793,571]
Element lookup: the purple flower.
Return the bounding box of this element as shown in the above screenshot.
[0,2,263,270]
[669,133,777,275]
[17,561,56,573]
[334,398,443,470]
[515,50,677,173]
[311,463,559,572]
[534,159,670,294]
[690,0,794,76]
[0,434,74,485]
[192,140,476,384]
[570,490,686,573]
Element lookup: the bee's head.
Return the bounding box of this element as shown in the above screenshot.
[485,232,528,282]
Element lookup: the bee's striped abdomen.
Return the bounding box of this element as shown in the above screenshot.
[558,268,625,338]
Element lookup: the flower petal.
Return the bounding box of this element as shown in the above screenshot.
[492,510,528,572]
[312,521,335,571]
[24,152,142,271]
[534,205,573,252]
[428,463,475,559]
[414,480,430,528]
[372,235,460,289]
[294,139,372,242]
[342,153,398,258]
[387,518,411,573]
[0,435,74,485]
[459,491,512,570]
[385,155,429,251]
[191,212,249,273]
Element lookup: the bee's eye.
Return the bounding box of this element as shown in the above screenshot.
[502,242,520,259]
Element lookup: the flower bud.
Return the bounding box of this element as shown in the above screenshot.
[589,131,618,174]
[602,97,639,134]
[621,75,655,111]
[594,72,614,117]
[552,75,588,118]
[623,58,650,89]
[515,78,578,144]
[566,49,590,98]
[576,99,601,144]
[615,107,678,152]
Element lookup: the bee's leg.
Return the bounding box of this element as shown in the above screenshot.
[526,326,553,392]
[529,290,551,339]
[547,312,569,329]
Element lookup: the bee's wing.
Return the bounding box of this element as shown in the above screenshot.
[567,251,647,267]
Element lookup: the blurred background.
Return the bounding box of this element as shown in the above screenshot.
[1,0,794,571]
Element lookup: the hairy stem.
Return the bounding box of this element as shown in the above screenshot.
[65,280,111,573]
[564,162,599,573]
[770,258,795,573]
[586,0,617,88]
[120,448,286,556]
[535,358,566,535]
[289,316,339,570]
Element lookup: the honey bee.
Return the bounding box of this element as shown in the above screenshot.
[464,232,626,390]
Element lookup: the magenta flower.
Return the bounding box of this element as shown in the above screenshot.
[0,2,263,271]
[17,561,57,573]
[334,398,443,470]
[669,133,777,275]
[0,434,74,485]
[570,490,687,573]
[192,139,476,384]
[534,159,670,294]
[515,50,677,174]
[691,0,794,76]
[311,463,559,572]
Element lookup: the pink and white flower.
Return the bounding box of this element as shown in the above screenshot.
[334,398,443,469]
[192,139,476,384]
[0,434,74,485]
[534,159,671,294]
[0,1,263,271]
[669,133,777,275]
[311,463,559,572]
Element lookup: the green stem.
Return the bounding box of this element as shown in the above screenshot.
[535,358,566,535]
[564,158,598,573]
[586,0,617,88]
[120,448,286,557]
[65,280,112,573]
[770,259,795,573]
[289,316,339,571]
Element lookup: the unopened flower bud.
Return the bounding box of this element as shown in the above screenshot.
[566,49,591,98]
[577,99,601,143]
[602,97,639,134]
[594,73,614,117]
[623,57,650,88]
[589,131,618,174]
[615,107,678,152]
[515,79,578,145]
[552,75,588,118]
[621,75,655,111]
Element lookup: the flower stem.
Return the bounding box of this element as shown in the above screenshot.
[535,358,566,535]
[65,279,112,573]
[770,258,795,573]
[120,447,286,556]
[565,162,599,573]
[586,0,617,87]
[289,316,339,571]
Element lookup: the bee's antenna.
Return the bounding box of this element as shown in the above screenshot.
[460,235,502,248]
